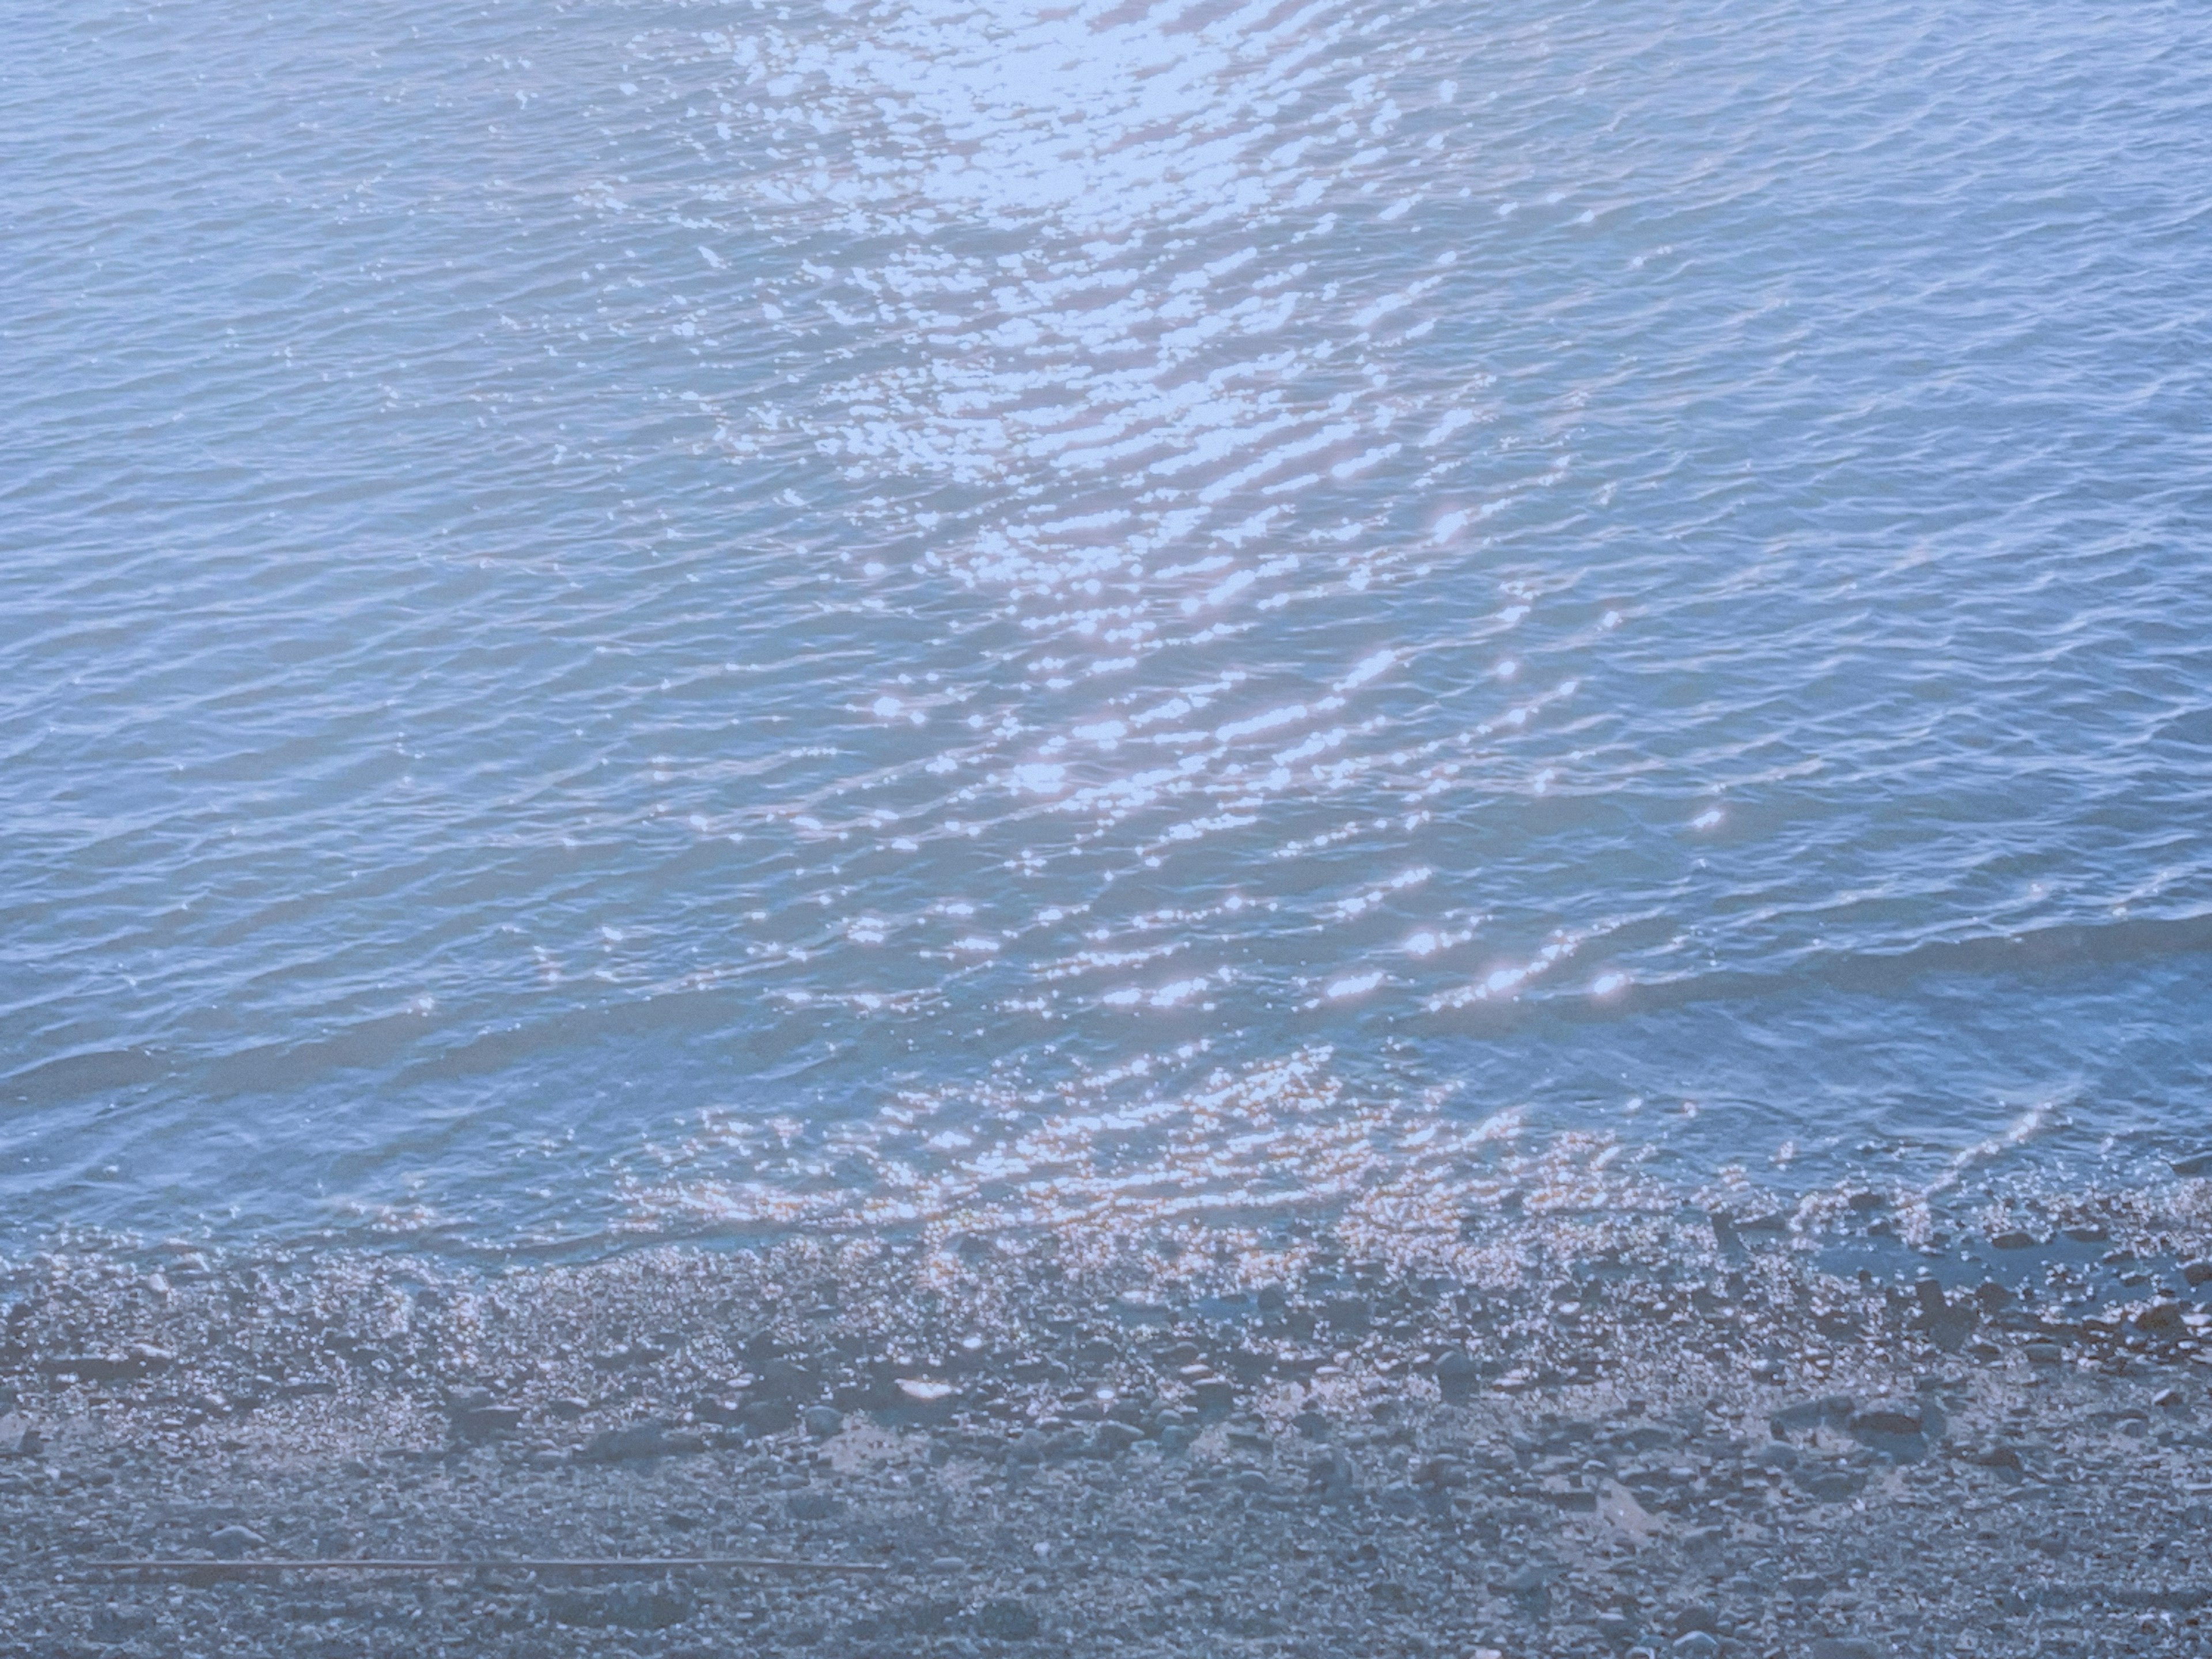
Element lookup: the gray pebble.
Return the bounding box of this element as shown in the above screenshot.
[209,1525,264,1559]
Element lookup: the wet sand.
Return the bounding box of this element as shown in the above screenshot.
[6,1221,2212,1657]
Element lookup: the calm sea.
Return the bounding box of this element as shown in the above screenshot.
[6,0,2210,1256]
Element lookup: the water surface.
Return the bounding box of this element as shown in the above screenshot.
[5,0,2211,1253]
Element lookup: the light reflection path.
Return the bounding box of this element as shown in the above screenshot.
[626,0,1612,1240]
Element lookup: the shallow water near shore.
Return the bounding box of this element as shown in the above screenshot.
[6,0,2212,1272]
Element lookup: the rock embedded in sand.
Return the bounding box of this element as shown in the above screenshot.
[581,1421,706,1461]
[1847,1399,1925,1438]
[1435,1348,1481,1403]
[975,1599,1040,1639]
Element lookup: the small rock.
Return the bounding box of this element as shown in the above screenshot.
[452,1403,523,1442]
[581,1422,706,1463]
[1190,1376,1236,1414]
[976,1599,1039,1640]
[2172,1152,2212,1177]
[1847,1400,1924,1438]
[1434,1349,1481,1403]
[1808,1641,1884,1659]
[1308,1446,1358,1502]
[1324,1296,1370,1332]
[802,1405,845,1438]
[210,1525,264,1560]
[2184,1259,2212,1286]
[1671,1634,1719,1658]
[1672,1604,1719,1637]
[1989,1230,2039,1250]
[741,1397,798,1435]
[1093,1421,1142,1453]
[787,1490,841,1521]
[2154,1387,2184,1408]
[751,1358,817,1402]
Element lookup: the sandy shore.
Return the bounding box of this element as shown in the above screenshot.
[6,1219,2212,1657]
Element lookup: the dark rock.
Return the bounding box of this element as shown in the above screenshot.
[1847,1400,1924,1438]
[976,1599,1039,1639]
[40,1346,173,1382]
[592,1341,672,1370]
[1990,1230,2039,1250]
[1190,1376,1236,1414]
[1796,1464,1865,1502]
[452,1403,523,1442]
[787,1490,842,1521]
[2183,1259,2212,1286]
[1771,1395,1855,1431]
[210,1525,264,1559]
[739,1397,797,1435]
[581,1422,706,1462]
[753,1358,817,1402]
[1308,1446,1358,1503]
[1323,1297,1370,1333]
[1434,1349,1480,1403]
[1808,1641,1884,1659]
[803,1405,845,1437]
[1672,1603,1721,1637]
[1491,1563,1556,1616]
[1593,1609,1638,1644]
[2172,1152,2212,1177]
[1093,1421,1142,1453]
[1413,1455,1466,1488]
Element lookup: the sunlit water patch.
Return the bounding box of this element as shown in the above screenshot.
[3,0,2210,1257]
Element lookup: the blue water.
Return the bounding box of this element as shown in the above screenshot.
[5,0,2211,1254]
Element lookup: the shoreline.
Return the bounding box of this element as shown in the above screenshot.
[6,1226,2212,1656]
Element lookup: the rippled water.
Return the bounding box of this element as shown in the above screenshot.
[6,0,2211,1253]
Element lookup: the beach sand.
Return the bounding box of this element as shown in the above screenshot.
[5,1217,2212,1657]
